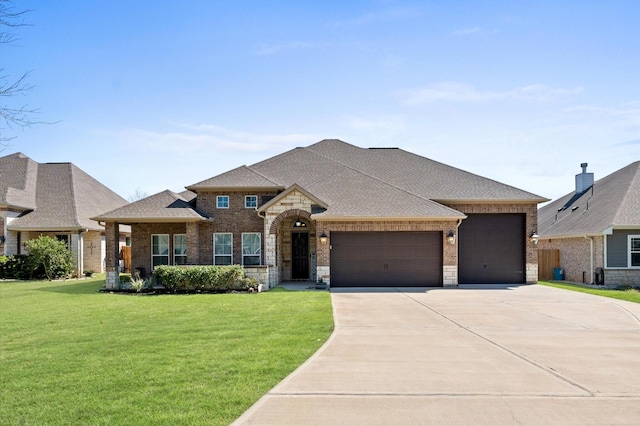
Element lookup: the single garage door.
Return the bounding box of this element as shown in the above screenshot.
[458,214,525,284]
[330,231,442,287]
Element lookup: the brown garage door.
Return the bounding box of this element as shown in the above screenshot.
[330,231,442,287]
[458,214,525,284]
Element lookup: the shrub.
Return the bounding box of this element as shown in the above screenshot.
[129,276,147,293]
[153,265,259,293]
[24,236,75,281]
[0,254,36,280]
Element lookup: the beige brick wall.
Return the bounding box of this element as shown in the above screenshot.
[82,231,103,273]
[537,236,605,284]
[604,269,640,286]
[243,266,269,286]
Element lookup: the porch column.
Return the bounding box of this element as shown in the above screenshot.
[186,222,199,264]
[105,221,120,289]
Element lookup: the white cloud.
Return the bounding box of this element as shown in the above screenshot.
[255,41,329,56]
[331,7,423,29]
[453,27,484,36]
[115,123,319,153]
[400,82,582,105]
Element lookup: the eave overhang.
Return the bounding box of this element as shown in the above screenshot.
[6,225,101,232]
[436,198,550,205]
[90,217,209,225]
[311,214,467,222]
[185,185,285,192]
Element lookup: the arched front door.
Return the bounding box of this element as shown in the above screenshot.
[291,232,309,279]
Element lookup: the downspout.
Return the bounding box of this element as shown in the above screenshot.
[584,235,594,284]
[77,230,86,278]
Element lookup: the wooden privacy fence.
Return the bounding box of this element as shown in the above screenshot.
[538,249,560,281]
[120,246,132,273]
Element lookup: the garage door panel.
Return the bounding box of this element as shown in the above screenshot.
[331,231,442,287]
[458,214,525,284]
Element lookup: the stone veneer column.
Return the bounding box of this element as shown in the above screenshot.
[526,263,538,284]
[105,222,120,290]
[186,222,199,265]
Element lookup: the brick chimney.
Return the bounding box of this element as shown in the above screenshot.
[575,163,594,194]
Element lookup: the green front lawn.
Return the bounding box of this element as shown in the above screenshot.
[0,275,333,425]
[539,281,640,303]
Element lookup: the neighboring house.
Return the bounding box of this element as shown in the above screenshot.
[0,152,130,274]
[94,139,547,289]
[538,162,640,286]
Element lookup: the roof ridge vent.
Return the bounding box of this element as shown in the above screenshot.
[369,147,398,150]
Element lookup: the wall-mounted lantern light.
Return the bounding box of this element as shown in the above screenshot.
[319,232,328,244]
[529,231,539,245]
[0,235,5,244]
[446,230,456,245]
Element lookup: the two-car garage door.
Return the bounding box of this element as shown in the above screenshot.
[330,232,442,287]
[328,214,526,287]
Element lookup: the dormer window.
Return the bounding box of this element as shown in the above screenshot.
[216,195,229,209]
[245,195,258,208]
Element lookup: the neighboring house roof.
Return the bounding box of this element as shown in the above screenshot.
[93,189,210,223]
[1,153,129,232]
[538,161,640,238]
[188,139,546,220]
[0,152,38,210]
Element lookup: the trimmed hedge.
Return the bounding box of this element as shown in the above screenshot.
[0,254,47,280]
[153,265,260,293]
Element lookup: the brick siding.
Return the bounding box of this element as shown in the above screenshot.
[131,223,187,274]
[537,236,605,284]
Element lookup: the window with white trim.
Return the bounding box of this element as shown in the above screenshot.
[152,234,170,267]
[630,235,640,267]
[242,233,261,266]
[174,234,187,265]
[217,195,229,209]
[244,195,258,209]
[214,233,233,265]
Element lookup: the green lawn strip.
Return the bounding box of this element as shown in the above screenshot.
[0,276,333,425]
[539,281,640,303]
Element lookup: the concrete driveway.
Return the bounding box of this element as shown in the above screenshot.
[233,284,640,425]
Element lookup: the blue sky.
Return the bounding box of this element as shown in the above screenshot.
[3,1,639,202]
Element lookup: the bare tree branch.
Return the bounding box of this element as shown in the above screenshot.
[0,0,39,145]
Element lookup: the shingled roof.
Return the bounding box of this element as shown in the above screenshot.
[0,153,38,210]
[92,190,209,223]
[187,139,546,219]
[1,153,129,232]
[538,161,640,237]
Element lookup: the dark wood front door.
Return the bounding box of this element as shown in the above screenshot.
[291,232,309,279]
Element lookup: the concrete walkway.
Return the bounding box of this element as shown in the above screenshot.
[233,284,640,425]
